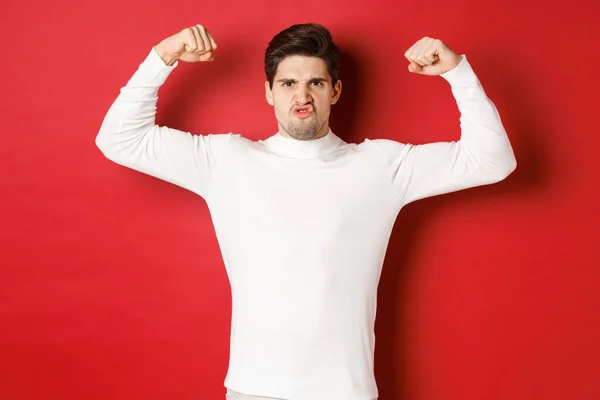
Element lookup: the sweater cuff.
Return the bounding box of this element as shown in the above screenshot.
[439,54,477,86]
[137,46,179,85]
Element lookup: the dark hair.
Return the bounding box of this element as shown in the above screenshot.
[264,23,340,89]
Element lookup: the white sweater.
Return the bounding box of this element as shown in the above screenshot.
[96,47,516,400]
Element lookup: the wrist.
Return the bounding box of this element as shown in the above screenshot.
[154,43,178,66]
[446,54,463,73]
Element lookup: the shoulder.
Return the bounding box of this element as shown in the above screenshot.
[356,138,412,160]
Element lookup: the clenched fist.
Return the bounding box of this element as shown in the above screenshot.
[154,24,217,66]
[404,37,463,76]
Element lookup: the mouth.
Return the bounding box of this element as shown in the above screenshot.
[293,105,313,118]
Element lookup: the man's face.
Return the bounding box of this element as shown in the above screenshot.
[265,55,342,141]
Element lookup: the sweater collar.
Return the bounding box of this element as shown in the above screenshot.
[263,128,342,159]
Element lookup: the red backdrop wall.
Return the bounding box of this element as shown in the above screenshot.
[1,0,598,399]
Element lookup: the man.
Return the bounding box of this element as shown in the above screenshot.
[96,23,516,400]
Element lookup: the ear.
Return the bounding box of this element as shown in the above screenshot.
[331,79,342,105]
[265,80,274,106]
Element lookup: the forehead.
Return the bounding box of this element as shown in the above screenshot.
[275,55,331,80]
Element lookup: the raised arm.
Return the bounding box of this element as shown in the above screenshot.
[372,37,517,206]
[95,24,234,199]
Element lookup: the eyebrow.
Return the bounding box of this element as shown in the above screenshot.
[276,77,328,83]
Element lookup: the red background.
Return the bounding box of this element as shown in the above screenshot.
[2,0,599,399]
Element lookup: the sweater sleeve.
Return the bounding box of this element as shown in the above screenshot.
[371,54,517,206]
[95,46,235,200]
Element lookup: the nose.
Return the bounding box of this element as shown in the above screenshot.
[293,82,313,104]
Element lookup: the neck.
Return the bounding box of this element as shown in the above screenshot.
[278,120,330,141]
[265,127,341,160]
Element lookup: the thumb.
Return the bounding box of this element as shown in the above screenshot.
[181,50,214,63]
[408,62,422,74]
[199,50,214,62]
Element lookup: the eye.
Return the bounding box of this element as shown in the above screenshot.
[311,80,323,86]
[282,81,293,87]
